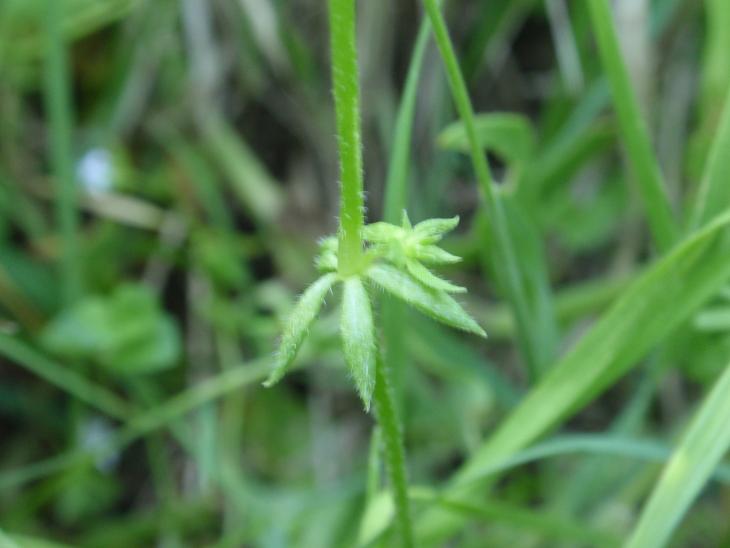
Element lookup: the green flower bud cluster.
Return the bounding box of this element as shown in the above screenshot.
[265,211,485,410]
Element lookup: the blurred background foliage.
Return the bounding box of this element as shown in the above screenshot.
[1,0,730,546]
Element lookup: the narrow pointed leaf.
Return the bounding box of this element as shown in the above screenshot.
[406,260,466,294]
[362,222,401,243]
[401,210,412,230]
[626,361,730,548]
[367,264,485,337]
[264,273,337,387]
[414,245,462,265]
[341,277,376,410]
[413,216,459,242]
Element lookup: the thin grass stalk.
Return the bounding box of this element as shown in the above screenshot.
[587,0,678,252]
[422,0,544,378]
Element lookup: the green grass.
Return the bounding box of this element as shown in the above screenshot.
[1,0,730,546]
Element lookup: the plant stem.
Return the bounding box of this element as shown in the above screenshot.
[422,0,544,378]
[328,0,365,274]
[45,0,82,304]
[373,350,414,547]
[587,0,677,252]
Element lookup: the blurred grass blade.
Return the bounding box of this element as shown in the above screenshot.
[45,0,82,304]
[452,434,730,487]
[0,358,273,491]
[587,0,677,252]
[383,18,430,224]
[201,114,283,224]
[460,212,730,481]
[410,488,619,546]
[0,333,130,420]
[625,362,730,548]
[690,86,730,229]
[415,209,730,541]
[423,0,546,378]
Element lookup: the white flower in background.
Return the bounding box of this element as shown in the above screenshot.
[76,148,114,195]
[79,417,119,472]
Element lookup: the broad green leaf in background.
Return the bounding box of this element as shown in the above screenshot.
[40,284,181,375]
[438,113,536,183]
[625,360,730,548]
[438,112,535,166]
[415,209,730,542]
[341,277,376,410]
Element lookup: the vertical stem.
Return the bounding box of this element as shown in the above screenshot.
[422,0,544,378]
[328,0,365,274]
[373,349,414,548]
[45,0,82,304]
[587,0,677,252]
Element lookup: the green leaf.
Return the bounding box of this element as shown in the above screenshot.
[367,264,485,337]
[413,216,459,243]
[362,222,402,243]
[438,113,536,169]
[625,361,730,548]
[357,491,394,547]
[264,273,338,387]
[341,277,376,410]
[40,297,111,358]
[413,244,461,265]
[690,86,730,228]
[100,285,180,374]
[40,284,181,375]
[405,259,466,294]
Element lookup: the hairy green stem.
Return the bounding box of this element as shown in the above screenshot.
[422,0,544,377]
[45,0,82,303]
[587,0,677,252]
[374,350,414,547]
[328,0,365,274]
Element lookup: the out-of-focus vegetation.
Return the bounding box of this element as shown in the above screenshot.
[1,0,730,546]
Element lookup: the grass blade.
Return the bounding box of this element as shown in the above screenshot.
[415,209,730,541]
[382,18,430,225]
[0,333,130,420]
[587,0,678,252]
[690,86,730,229]
[423,0,548,378]
[625,361,730,548]
[45,0,82,304]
